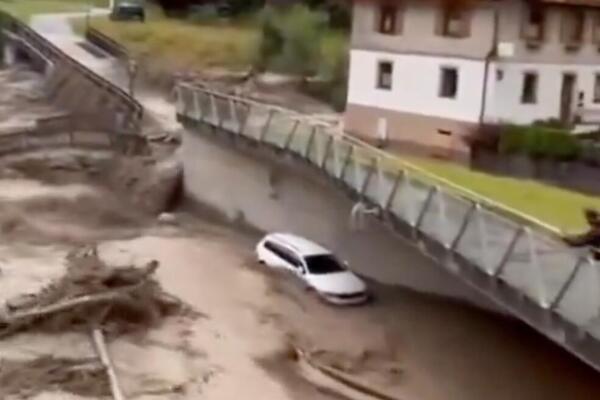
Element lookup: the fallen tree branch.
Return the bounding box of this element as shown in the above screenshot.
[91,328,126,400]
[296,348,404,400]
[0,282,148,325]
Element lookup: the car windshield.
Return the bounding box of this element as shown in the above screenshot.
[305,255,345,275]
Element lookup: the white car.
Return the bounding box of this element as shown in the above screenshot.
[256,233,369,305]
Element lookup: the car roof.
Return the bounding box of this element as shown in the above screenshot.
[267,233,331,257]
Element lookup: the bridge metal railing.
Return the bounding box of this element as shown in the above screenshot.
[175,83,600,369]
[86,27,128,59]
[0,10,143,132]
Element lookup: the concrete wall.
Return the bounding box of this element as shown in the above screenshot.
[181,123,497,308]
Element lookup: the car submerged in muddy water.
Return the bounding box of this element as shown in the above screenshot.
[256,233,370,305]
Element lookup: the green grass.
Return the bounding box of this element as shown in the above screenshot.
[0,0,107,21]
[403,156,600,232]
[80,7,259,75]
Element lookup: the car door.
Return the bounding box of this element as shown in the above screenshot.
[284,249,307,278]
[264,241,292,269]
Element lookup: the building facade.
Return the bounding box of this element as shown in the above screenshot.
[345,0,600,161]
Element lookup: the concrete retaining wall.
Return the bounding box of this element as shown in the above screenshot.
[182,123,497,308]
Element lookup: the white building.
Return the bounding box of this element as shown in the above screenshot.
[345,0,600,161]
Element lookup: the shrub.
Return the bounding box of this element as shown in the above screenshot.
[256,5,326,76]
[272,5,327,76]
[255,5,348,109]
[499,125,581,161]
[255,7,283,71]
[312,32,349,111]
[318,31,348,83]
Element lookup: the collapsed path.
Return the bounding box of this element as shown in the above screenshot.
[30,10,181,135]
[14,10,600,400]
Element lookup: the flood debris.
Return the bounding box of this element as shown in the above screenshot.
[0,247,186,339]
[295,347,404,400]
[0,356,110,399]
[91,328,126,400]
[0,246,193,399]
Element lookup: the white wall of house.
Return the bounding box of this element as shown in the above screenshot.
[347,49,487,123]
[486,63,600,125]
[348,49,600,127]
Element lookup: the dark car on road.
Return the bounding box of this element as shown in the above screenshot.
[110,1,145,22]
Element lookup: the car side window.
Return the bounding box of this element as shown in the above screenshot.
[285,251,303,269]
[265,241,302,269]
[264,241,279,255]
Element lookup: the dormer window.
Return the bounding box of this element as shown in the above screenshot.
[376,4,402,35]
[438,6,471,38]
[523,6,546,44]
[561,8,585,48]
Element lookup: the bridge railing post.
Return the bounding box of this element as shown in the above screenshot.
[283,119,300,151]
[414,186,437,234]
[449,201,477,252]
[175,85,185,115]
[193,89,202,121]
[550,256,586,311]
[475,205,493,275]
[392,172,416,227]
[524,228,549,308]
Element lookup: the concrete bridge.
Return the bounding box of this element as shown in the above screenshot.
[175,83,600,372]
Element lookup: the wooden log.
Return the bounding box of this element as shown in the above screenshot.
[0,282,147,324]
[91,328,126,400]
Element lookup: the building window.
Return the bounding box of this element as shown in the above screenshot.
[439,67,458,99]
[521,72,538,104]
[522,6,545,42]
[561,9,585,45]
[377,61,393,90]
[496,69,504,81]
[439,6,470,38]
[594,74,600,103]
[593,13,600,43]
[377,4,401,35]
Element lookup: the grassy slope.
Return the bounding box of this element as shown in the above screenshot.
[83,7,258,72]
[406,157,600,232]
[0,0,107,20]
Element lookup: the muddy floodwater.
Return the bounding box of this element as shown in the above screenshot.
[0,63,598,400]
